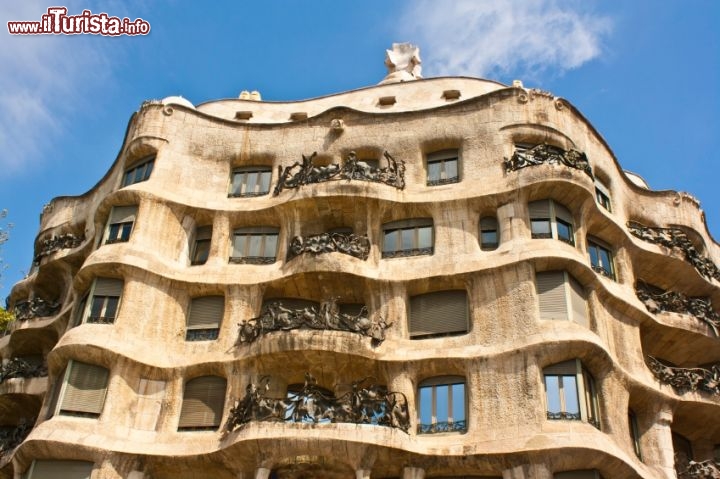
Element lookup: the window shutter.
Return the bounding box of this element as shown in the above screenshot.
[410,290,468,337]
[554,471,601,479]
[537,271,568,320]
[427,149,459,161]
[92,278,123,297]
[480,217,497,230]
[554,202,573,225]
[568,276,588,327]
[196,226,212,241]
[109,205,137,223]
[528,200,550,218]
[60,361,109,416]
[178,376,226,429]
[187,296,224,330]
[26,460,94,479]
[544,360,577,375]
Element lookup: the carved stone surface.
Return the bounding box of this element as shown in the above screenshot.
[380,42,422,84]
[0,358,47,383]
[0,418,34,456]
[288,232,370,261]
[647,356,720,395]
[273,151,405,195]
[13,297,60,321]
[503,143,593,178]
[628,222,720,282]
[636,282,720,335]
[226,373,409,433]
[33,233,84,265]
[678,460,720,479]
[238,298,391,345]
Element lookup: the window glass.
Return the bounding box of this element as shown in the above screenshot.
[231,228,279,264]
[382,220,434,258]
[418,377,466,434]
[230,168,272,197]
[192,239,210,265]
[531,219,551,237]
[122,156,154,187]
[556,220,574,244]
[427,150,460,186]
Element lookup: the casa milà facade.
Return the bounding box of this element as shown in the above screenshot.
[2,44,719,479]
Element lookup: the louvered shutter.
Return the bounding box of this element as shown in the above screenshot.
[554,202,573,225]
[27,460,94,479]
[528,200,551,219]
[568,276,588,327]
[544,359,577,375]
[92,278,123,296]
[537,271,568,320]
[196,225,212,241]
[409,290,468,337]
[480,217,498,230]
[59,361,109,416]
[187,296,224,330]
[108,206,137,224]
[178,376,226,429]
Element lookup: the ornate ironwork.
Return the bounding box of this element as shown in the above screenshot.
[636,282,720,335]
[647,356,720,396]
[418,420,467,434]
[678,460,720,479]
[226,373,409,433]
[228,256,276,265]
[288,232,370,261]
[86,316,116,325]
[503,143,593,178]
[13,298,60,321]
[33,233,84,265]
[238,297,391,345]
[627,222,720,282]
[0,418,34,456]
[186,328,219,341]
[0,358,47,383]
[273,151,405,195]
[546,411,582,421]
[381,247,433,259]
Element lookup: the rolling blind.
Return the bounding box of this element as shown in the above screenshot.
[554,471,601,479]
[187,296,224,329]
[26,460,94,479]
[92,278,123,297]
[108,205,137,224]
[59,361,109,416]
[409,290,468,337]
[480,217,498,230]
[195,225,212,241]
[537,271,568,320]
[554,202,573,225]
[528,200,551,218]
[178,376,226,429]
[568,276,588,327]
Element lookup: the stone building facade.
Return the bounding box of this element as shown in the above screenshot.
[1,45,719,479]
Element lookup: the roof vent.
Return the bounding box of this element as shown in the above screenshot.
[379,43,422,85]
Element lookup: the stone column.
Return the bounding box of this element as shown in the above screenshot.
[356,469,372,479]
[497,201,524,243]
[254,467,271,479]
[402,466,424,479]
[502,463,552,479]
[641,404,676,479]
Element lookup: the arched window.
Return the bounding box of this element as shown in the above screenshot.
[479,216,499,251]
[417,376,466,434]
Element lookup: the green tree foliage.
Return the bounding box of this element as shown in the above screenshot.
[0,208,11,289]
[0,306,13,334]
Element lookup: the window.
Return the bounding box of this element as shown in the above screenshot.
[122,156,154,187]
[479,216,499,250]
[409,290,468,338]
[382,218,433,258]
[178,376,226,431]
[23,460,94,479]
[83,278,123,325]
[191,225,212,265]
[595,180,612,212]
[629,409,642,459]
[588,239,615,280]
[186,296,224,341]
[104,205,137,244]
[528,199,574,245]
[544,359,599,428]
[427,149,460,186]
[57,360,109,418]
[554,471,603,479]
[536,271,587,327]
[230,227,279,264]
[417,376,466,434]
[672,432,693,474]
[229,167,272,197]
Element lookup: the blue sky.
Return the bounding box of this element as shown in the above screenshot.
[0,0,718,300]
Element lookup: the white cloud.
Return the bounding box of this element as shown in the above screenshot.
[399,0,612,80]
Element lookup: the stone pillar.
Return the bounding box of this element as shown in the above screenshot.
[641,404,676,479]
[502,463,552,479]
[402,466,424,479]
[497,201,524,243]
[356,469,372,479]
[255,467,271,479]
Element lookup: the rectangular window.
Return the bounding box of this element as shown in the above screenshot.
[629,410,642,459]
[57,360,109,418]
[480,216,499,250]
[84,278,123,324]
[595,180,612,212]
[230,227,279,264]
[178,376,226,431]
[544,359,599,428]
[191,226,212,265]
[529,200,575,245]
[588,239,615,280]
[536,271,587,326]
[418,376,466,434]
[229,167,272,197]
[104,206,137,245]
[186,296,224,341]
[23,460,95,479]
[382,219,433,258]
[427,150,460,186]
[122,156,154,187]
[409,290,468,338]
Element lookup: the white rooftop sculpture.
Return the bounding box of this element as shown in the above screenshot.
[379,42,422,84]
